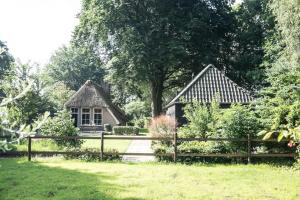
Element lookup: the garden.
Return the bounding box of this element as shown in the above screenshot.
[1,0,300,199]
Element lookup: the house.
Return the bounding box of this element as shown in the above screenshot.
[65,80,126,131]
[165,64,253,126]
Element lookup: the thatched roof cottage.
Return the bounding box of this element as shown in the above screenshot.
[65,80,126,131]
[166,64,253,126]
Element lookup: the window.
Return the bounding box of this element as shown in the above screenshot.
[70,108,78,127]
[94,108,102,125]
[82,108,90,125]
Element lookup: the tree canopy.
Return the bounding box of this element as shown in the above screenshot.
[0,40,14,80]
[73,0,236,116]
[47,45,105,91]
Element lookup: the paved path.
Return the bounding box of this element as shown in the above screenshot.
[122,140,156,162]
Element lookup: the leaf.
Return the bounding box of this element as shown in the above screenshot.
[262,131,274,140]
[257,130,267,136]
[277,132,284,142]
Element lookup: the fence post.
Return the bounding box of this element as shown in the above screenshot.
[100,132,104,161]
[28,136,32,161]
[173,131,177,163]
[247,134,251,164]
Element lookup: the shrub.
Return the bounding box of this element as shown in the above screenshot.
[133,117,152,128]
[40,110,82,149]
[220,104,261,138]
[149,115,176,157]
[104,124,112,132]
[113,126,139,135]
[64,148,120,161]
[148,115,176,138]
[219,104,261,152]
[134,118,145,128]
[178,100,220,139]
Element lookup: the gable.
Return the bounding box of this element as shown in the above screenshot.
[65,80,127,124]
[167,64,253,107]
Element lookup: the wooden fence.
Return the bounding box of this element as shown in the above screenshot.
[0,134,297,163]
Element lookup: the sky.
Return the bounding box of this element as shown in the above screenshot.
[0,0,82,65]
[0,0,243,66]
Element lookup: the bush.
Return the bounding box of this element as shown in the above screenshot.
[220,104,261,138]
[133,117,152,128]
[104,124,112,132]
[219,104,262,152]
[177,141,234,163]
[113,126,139,135]
[149,115,176,158]
[148,115,176,138]
[178,100,220,139]
[64,148,120,161]
[134,118,145,128]
[40,110,82,149]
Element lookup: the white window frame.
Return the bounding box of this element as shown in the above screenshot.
[81,108,91,125]
[93,108,103,126]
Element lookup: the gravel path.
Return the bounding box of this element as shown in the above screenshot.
[122,139,156,162]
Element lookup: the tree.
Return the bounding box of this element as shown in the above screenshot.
[229,0,274,90]
[2,62,55,126]
[73,0,235,117]
[0,40,14,80]
[259,0,300,146]
[46,45,105,91]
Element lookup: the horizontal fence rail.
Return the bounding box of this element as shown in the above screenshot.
[0,134,297,163]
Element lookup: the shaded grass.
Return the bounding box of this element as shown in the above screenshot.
[1,157,299,200]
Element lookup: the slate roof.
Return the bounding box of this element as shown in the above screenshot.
[166,64,253,107]
[65,80,127,124]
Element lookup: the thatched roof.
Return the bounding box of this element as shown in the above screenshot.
[166,64,253,108]
[65,80,126,124]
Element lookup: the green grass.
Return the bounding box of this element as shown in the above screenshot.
[1,158,299,200]
[15,138,131,153]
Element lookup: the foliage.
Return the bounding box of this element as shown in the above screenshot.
[220,104,261,138]
[46,45,105,91]
[104,124,112,132]
[113,126,139,135]
[0,112,50,152]
[2,62,55,126]
[43,81,75,111]
[259,0,300,149]
[0,40,14,79]
[125,100,151,120]
[148,115,176,139]
[230,0,274,90]
[64,148,120,161]
[40,110,82,149]
[178,141,226,153]
[74,0,235,116]
[178,100,220,138]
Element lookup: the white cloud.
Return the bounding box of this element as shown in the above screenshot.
[0,0,81,65]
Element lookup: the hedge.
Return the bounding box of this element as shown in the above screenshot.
[113,126,139,135]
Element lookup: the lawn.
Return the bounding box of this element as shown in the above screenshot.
[1,158,299,200]
[15,137,132,153]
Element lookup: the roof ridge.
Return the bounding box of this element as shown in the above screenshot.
[166,64,215,107]
[165,64,253,108]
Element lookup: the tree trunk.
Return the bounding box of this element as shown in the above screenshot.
[151,79,164,117]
